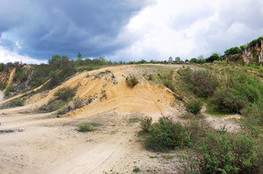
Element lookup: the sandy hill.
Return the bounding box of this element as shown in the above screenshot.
[24,65,181,120]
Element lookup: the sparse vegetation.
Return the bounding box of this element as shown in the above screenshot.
[39,99,68,112]
[72,97,84,109]
[93,70,111,78]
[78,122,101,132]
[129,117,140,123]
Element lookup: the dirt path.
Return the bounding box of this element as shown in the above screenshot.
[0,90,3,101]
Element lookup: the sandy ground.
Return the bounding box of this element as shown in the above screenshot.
[0,108,183,174]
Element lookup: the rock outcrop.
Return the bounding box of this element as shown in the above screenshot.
[225,38,263,64]
[242,39,263,63]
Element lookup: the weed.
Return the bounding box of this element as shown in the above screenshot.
[126,75,139,88]
[129,117,140,123]
[140,116,152,132]
[162,155,174,159]
[93,70,111,78]
[54,87,76,101]
[78,123,95,132]
[132,167,140,173]
[100,90,107,100]
[72,97,83,109]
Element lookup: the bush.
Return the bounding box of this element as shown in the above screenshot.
[140,116,152,132]
[242,98,263,126]
[185,99,203,115]
[78,123,95,132]
[54,87,76,101]
[208,89,248,114]
[229,71,263,103]
[72,97,83,109]
[4,84,14,96]
[126,75,139,88]
[0,82,7,90]
[145,117,185,152]
[183,121,263,174]
[9,99,25,107]
[78,122,101,132]
[39,99,68,112]
[178,68,218,98]
[195,131,262,174]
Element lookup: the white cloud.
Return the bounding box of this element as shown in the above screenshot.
[111,0,263,61]
[0,46,46,64]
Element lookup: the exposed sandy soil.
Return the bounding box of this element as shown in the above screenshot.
[0,108,183,174]
[0,65,242,174]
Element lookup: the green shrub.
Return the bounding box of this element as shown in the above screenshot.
[208,89,247,114]
[9,99,25,107]
[54,87,76,101]
[185,99,203,115]
[0,82,7,90]
[39,99,68,112]
[78,123,95,132]
[178,68,218,98]
[4,84,14,96]
[78,122,101,132]
[140,116,152,132]
[182,121,263,174]
[126,75,139,88]
[229,71,263,103]
[194,131,262,174]
[145,117,184,152]
[133,167,140,173]
[14,69,26,82]
[242,98,263,126]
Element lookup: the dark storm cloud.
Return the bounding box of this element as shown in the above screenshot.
[0,0,150,59]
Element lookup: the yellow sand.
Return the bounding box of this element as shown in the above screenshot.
[26,65,180,120]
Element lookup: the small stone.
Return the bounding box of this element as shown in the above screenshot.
[18,128,25,132]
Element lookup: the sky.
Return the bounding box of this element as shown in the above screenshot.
[0,0,263,64]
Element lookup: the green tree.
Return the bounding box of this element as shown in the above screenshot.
[240,45,246,51]
[175,57,181,63]
[207,53,220,62]
[190,58,198,63]
[77,52,82,61]
[168,56,173,63]
[224,47,241,56]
